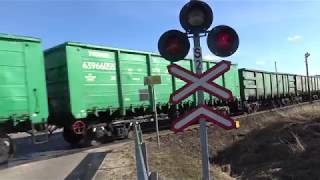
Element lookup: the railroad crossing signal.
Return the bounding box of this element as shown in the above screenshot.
[158,2,239,62]
[168,60,233,104]
[171,105,235,132]
[157,1,239,179]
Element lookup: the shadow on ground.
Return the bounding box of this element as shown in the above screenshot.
[1,132,119,170]
[214,118,320,179]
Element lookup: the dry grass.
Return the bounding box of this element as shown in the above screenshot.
[214,102,320,179]
[288,131,305,155]
[149,146,202,179]
[147,139,234,180]
[96,143,137,180]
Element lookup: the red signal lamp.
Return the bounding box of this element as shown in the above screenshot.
[207,25,239,57]
[158,30,190,62]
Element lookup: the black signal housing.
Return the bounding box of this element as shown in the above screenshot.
[179,0,213,34]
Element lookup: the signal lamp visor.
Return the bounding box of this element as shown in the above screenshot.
[158,30,190,62]
[207,25,239,57]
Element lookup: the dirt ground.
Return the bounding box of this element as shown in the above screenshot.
[101,102,320,180]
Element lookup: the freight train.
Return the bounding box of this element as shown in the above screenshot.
[1,34,320,164]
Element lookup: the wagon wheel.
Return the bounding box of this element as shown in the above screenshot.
[72,121,86,135]
[63,121,86,146]
[253,104,259,112]
[0,134,14,164]
[63,128,84,146]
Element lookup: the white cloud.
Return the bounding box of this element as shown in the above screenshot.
[255,60,265,65]
[287,35,302,41]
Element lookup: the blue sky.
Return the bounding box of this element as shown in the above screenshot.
[1,0,319,75]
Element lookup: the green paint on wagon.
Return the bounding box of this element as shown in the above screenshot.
[0,34,48,132]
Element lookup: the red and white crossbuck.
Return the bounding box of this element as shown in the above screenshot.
[168,60,233,104]
[168,60,236,132]
[171,104,235,132]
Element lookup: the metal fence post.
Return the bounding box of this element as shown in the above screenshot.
[141,142,149,173]
[135,124,148,180]
[148,172,159,180]
[138,124,143,142]
[134,123,159,180]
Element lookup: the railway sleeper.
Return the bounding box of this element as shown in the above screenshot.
[313,95,319,100]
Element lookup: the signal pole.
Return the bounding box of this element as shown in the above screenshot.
[305,52,311,102]
[193,33,210,180]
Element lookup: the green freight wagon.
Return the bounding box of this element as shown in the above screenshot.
[238,68,320,110]
[0,34,48,163]
[299,76,320,99]
[239,68,297,101]
[296,75,319,96]
[296,75,307,95]
[44,42,240,145]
